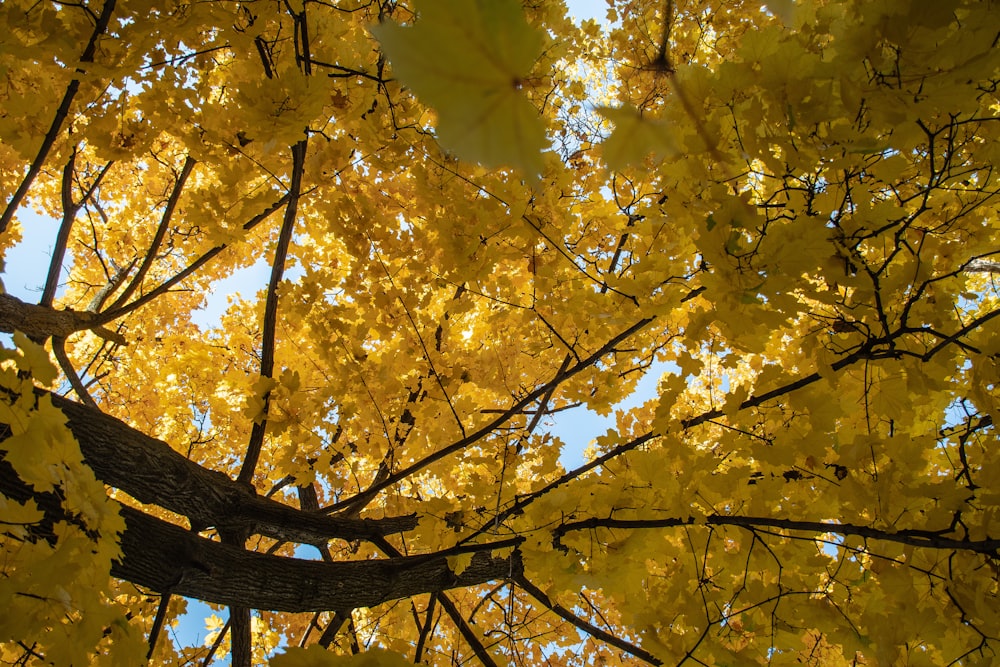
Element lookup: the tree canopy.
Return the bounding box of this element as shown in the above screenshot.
[1,0,999,664]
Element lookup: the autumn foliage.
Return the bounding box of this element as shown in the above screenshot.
[1,0,999,664]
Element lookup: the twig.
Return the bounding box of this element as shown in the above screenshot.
[0,0,118,235]
[515,574,662,665]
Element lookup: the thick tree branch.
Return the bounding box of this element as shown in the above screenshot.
[11,392,418,545]
[0,294,126,345]
[0,452,94,543]
[41,149,81,308]
[966,258,1000,273]
[146,594,171,660]
[229,604,252,667]
[1,458,519,612]
[113,504,521,612]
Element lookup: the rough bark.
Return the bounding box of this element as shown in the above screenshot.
[11,392,418,545]
[113,504,519,611]
[0,293,125,344]
[0,457,520,611]
[111,507,521,612]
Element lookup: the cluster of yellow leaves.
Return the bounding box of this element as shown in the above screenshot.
[0,0,998,664]
[273,646,414,667]
[0,333,146,665]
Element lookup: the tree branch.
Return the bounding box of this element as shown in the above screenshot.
[51,336,98,408]
[94,193,290,323]
[40,148,81,308]
[371,534,500,667]
[1,454,520,612]
[0,293,126,345]
[326,317,656,514]
[437,593,499,667]
[477,325,958,543]
[553,515,1000,554]
[113,504,521,611]
[13,392,419,545]
[0,0,118,236]
[107,156,197,311]
[239,140,307,486]
[514,574,662,665]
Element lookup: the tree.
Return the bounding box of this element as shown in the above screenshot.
[0,0,998,664]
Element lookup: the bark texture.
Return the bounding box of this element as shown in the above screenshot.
[1,396,520,611]
[0,456,519,610]
[0,293,125,344]
[114,504,520,612]
[45,392,417,544]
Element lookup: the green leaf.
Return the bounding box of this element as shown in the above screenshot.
[372,0,546,175]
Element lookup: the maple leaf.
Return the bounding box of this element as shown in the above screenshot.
[371,0,546,175]
[598,105,679,169]
[1,0,999,665]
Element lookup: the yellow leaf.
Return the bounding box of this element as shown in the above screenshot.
[12,331,57,386]
[597,106,679,170]
[271,646,413,666]
[0,495,43,538]
[447,551,474,576]
[372,0,546,174]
